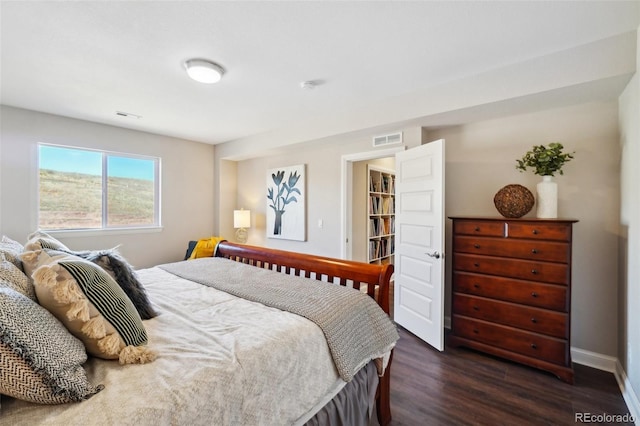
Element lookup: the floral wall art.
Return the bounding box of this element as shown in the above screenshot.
[266,164,306,241]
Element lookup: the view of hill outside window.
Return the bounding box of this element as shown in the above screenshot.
[38,144,159,230]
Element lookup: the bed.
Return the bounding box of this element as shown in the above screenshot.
[0,236,398,426]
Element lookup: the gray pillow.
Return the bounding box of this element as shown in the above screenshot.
[0,287,102,404]
[0,253,35,301]
[0,235,24,270]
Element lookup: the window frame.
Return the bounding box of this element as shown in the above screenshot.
[37,143,162,234]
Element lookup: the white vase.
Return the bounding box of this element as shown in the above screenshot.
[536,175,558,218]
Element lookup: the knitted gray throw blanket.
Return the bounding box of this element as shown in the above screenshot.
[159,257,399,382]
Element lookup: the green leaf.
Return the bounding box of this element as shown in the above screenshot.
[515,142,574,176]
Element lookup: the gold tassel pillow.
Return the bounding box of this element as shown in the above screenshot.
[24,250,155,365]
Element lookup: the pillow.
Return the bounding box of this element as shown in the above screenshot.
[30,250,156,365]
[0,252,36,300]
[184,240,197,260]
[0,235,24,270]
[0,287,102,404]
[20,248,69,281]
[23,237,158,319]
[25,230,70,252]
[187,237,226,259]
[73,248,158,320]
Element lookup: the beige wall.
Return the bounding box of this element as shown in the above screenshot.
[428,101,621,357]
[220,100,622,362]
[0,106,216,268]
[232,143,345,255]
[216,159,238,243]
[352,160,368,262]
[219,127,420,258]
[232,139,369,256]
[618,25,640,415]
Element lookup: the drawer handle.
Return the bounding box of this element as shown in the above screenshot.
[531,249,538,254]
[473,306,479,311]
[531,292,538,298]
[532,229,539,235]
[531,269,538,275]
[473,283,480,289]
[474,263,480,268]
[531,318,537,323]
[474,227,480,232]
[474,244,480,249]
[473,328,479,334]
[530,343,537,350]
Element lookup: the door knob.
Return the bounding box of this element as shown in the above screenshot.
[426,251,441,259]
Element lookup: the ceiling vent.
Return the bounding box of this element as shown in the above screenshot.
[372,132,403,147]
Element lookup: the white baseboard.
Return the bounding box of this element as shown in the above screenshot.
[615,360,640,425]
[556,348,638,423]
[571,346,618,372]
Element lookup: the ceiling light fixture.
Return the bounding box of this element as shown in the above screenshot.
[184,59,225,84]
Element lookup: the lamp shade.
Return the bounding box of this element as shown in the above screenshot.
[233,209,251,229]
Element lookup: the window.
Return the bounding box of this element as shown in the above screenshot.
[38,144,160,231]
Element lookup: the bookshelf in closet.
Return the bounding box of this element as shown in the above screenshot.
[368,166,395,265]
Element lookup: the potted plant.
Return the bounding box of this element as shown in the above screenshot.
[515,142,574,218]
[516,142,574,176]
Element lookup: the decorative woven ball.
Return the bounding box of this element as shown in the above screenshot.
[493,184,534,218]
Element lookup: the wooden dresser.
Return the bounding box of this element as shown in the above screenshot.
[449,217,578,383]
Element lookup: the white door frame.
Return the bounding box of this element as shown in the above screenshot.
[340,147,405,260]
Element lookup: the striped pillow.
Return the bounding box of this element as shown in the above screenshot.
[24,230,69,252]
[30,250,155,365]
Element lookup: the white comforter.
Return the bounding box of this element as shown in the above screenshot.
[1,266,344,425]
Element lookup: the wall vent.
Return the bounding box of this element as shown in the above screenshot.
[372,132,403,147]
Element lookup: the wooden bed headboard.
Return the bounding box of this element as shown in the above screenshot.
[215,241,394,315]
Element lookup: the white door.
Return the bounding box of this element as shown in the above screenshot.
[394,139,445,351]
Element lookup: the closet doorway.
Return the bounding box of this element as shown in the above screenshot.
[340,147,403,261]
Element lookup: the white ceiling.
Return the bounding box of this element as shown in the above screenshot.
[1,1,639,151]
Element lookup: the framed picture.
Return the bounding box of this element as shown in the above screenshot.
[266,164,306,241]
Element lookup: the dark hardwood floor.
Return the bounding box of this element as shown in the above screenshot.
[388,326,633,425]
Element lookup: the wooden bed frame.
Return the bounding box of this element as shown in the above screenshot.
[215,241,394,426]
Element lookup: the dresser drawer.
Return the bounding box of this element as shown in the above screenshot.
[453,272,568,311]
[454,253,569,285]
[453,293,568,338]
[453,315,569,366]
[453,220,505,237]
[507,222,571,242]
[453,236,570,263]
